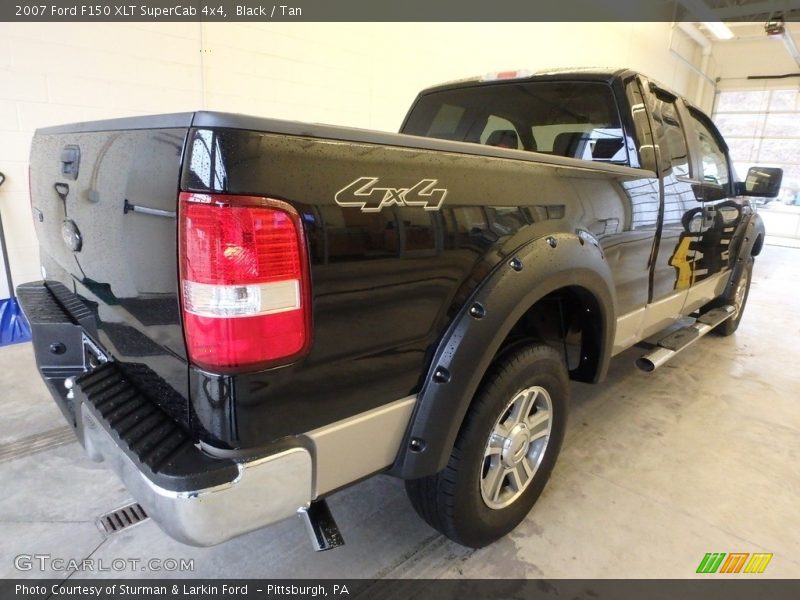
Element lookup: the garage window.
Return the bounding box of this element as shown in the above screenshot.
[714,88,799,203]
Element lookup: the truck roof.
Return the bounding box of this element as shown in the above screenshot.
[419,67,633,95]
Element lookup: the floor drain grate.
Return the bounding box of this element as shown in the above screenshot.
[97,502,149,535]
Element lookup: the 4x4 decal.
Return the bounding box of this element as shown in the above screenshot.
[335,177,447,212]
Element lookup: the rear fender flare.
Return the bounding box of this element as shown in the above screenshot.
[391,232,616,479]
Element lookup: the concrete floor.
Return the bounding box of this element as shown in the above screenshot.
[1,244,798,580]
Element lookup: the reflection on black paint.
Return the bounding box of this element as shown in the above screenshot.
[176,125,665,447]
[308,204,566,266]
[669,201,742,289]
[188,129,228,191]
[311,205,400,262]
[193,371,236,445]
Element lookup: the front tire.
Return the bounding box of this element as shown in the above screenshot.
[405,344,568,548]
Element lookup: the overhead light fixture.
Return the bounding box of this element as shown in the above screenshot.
[703,21,735,40]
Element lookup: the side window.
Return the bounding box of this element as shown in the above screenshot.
[647,92,691,178]
[690,113,730,187]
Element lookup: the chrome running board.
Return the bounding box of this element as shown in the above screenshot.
[636,305,735,372]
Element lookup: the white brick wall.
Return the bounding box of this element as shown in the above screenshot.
[0,21,704,297]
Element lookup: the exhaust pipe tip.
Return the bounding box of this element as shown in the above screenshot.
[636,357,655,372]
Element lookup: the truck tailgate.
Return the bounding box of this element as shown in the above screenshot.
[28,117,192,423]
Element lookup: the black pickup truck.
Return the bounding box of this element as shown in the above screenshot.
[19,68,780,550]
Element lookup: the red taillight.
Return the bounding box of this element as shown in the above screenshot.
[178,192,311,373]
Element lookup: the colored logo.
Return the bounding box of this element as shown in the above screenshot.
[696,552,772,574]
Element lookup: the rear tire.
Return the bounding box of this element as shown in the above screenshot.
[713,258,753,336]
[405,344,568,548]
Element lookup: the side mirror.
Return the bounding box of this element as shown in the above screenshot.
[737,166,783,198]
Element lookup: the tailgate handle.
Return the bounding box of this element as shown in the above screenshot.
[60,145,80,180]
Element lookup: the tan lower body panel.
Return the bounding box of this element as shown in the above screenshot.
[613,270,730,355]
[305,395,417,497]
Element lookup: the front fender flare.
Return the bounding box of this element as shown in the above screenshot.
[738,209,765,259]
[722,209,765,297]
[391,232,616,479]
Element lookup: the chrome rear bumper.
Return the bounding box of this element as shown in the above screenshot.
[81,403,312,546]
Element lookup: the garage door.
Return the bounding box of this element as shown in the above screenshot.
[714,88,800,242]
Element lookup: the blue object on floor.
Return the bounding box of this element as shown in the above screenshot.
[0,170,32,346]
[0,297,31,345]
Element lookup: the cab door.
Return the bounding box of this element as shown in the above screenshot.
[636,79,705,338]
[680,106,743,313]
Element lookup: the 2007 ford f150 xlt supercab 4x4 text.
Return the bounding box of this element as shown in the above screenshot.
[19,68,781,550]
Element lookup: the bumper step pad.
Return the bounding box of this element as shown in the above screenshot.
[77,362,237,492]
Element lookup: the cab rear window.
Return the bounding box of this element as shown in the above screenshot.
[403,81,628,165]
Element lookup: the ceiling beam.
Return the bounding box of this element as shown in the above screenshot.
[678,0,729,21]
[712,0,800,20]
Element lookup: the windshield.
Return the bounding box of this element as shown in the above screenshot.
[402,80,628,165]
